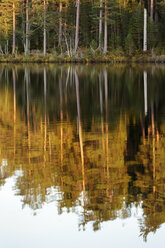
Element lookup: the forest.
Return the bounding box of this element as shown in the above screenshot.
[0,0,165,61]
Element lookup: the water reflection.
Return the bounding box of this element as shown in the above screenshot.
[0,64,165,242]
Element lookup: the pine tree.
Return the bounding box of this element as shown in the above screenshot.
[0,0,13,54]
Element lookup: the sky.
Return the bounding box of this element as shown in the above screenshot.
[0,175,164,248]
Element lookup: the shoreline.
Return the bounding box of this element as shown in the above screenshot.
[0,54,165,64]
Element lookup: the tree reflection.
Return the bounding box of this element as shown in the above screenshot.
[0,65,165,240]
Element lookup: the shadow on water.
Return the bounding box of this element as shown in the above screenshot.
[0,64,165,241]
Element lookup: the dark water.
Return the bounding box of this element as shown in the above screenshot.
[0,64,165,248]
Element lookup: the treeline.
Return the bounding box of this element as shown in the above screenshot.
[0,0,165,56]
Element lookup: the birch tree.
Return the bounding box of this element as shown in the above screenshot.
[143,8,147,51]
[75,0,80,51]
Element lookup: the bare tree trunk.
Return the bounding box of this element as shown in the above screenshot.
[59,1,62,47]
[6,40,9,55]
[104,0,108,54]
[75,0,80,52]
[143,8,147,51]
[99,0,103,49]
[43,0,47,56]
[12,2,16,54]
[25,0,29,56]
[150,0,153,21]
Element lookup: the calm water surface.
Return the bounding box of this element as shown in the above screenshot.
[0,64,165,248]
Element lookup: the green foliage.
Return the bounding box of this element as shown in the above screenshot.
[126,7,143,50]
[0,0,165,56]
[148,18,159,49]
[125,33,135,54]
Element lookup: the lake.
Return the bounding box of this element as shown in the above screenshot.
[0,64,165,248]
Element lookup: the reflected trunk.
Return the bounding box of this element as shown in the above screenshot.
[144,71,148,116]
[44,67,47,168]
[151,101,156,193]
[104,69,109,186]
[13,68,16,157]
[99,73,105,174]
[59,70,63,186]
[75,70,85,204]
[25,67,31,164]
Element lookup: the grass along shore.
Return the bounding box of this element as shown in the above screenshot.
[1,50,165,63]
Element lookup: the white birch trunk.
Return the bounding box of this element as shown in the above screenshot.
[143,8,147,52]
